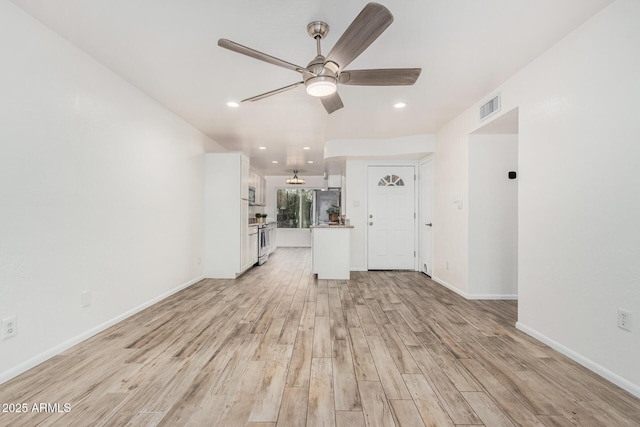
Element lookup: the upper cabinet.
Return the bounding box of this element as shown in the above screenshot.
[258,173,266,205]
[327,174,343,189]
[249,169,266,206]
[241,155,250,199]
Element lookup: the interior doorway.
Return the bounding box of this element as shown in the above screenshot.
[468,108,519,299]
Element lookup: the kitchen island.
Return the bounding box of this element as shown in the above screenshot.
[310,225,353,280]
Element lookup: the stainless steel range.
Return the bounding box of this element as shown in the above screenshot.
[257,222,275,265]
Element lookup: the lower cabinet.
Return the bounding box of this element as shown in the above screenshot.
[311,226,352,280]
[250,228,259,265]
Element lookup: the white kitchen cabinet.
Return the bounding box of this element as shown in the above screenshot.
[248,225,259,266]
[204,152,253,278]
[259,174,266,205]
[311,225,353,280]
[327,174,343,189]
[241,154,250,200]
[240,207,255,272]
[249,169,266,205]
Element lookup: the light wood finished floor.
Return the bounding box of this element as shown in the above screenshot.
[1,248,639,426]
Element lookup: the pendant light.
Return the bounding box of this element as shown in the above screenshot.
[286,170,305,185]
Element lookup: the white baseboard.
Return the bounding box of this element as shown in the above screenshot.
[0,275,204,385]
[516,321,640,398]
[431,276,518,300]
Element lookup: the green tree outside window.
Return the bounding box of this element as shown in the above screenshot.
[277,188,313,228]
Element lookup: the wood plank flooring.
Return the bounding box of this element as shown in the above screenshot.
[1,247,639,426]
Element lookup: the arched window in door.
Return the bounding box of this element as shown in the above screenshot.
[377,174,405,187]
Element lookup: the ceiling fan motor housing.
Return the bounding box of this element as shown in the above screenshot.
[307,21,330,40]
[303,22,340,96]
[304,55,339,96]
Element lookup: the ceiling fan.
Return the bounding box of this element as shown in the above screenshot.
[218,2,421,114]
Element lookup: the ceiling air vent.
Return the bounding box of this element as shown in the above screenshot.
[480,94,501,120]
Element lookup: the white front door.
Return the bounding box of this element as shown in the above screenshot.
[367,166,416,270]
[420,159,434,276]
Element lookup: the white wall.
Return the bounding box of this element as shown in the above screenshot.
[0,0,223,382]
[345,161,368,270]
[516,0,640,395]
[468,134,518,298]
[432,113,472,292]
[433,0,640,395]
[325,134,436,159]
[264,175,325,247]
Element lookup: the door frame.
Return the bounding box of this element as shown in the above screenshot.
[366,162,419,271]
[419,156,434,276]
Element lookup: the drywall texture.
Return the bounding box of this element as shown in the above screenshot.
[434,0,640,394]
[0,1,218,382]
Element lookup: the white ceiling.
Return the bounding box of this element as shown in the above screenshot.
[11,0,613,176]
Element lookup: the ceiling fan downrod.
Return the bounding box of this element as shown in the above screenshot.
[307,21,330,56]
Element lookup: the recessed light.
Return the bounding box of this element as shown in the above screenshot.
[307,160,314,164]
[258,146,267,150]
[226,101,239,108]
[272,160,278,164]
[393,102,406,109]
[303,147,311,150]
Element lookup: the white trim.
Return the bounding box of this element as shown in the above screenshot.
[516,322,640,398]
[469,294,517,300]
[418,156,434,276]
[431,276,517,300]
[0,275,204,385]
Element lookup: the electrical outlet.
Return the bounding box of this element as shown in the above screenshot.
[2,316,17,340]
[618,309,632,332]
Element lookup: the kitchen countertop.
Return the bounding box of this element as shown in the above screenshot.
[249,219,276,225]
[310,224,354,228]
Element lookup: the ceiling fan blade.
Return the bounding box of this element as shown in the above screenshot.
[218,39,306,73]
[326,3,394,70]
[320,92,344,114]
[242,82,304,102]
[339,68,421,86]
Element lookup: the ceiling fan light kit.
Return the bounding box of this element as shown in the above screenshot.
[305,77,337,97]
[218,2,421,114]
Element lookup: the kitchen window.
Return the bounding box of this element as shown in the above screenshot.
[276,188,313,228]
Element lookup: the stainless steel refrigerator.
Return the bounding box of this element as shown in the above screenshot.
[312,189,341,224]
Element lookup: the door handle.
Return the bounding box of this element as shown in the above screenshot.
[425,223,432,227]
